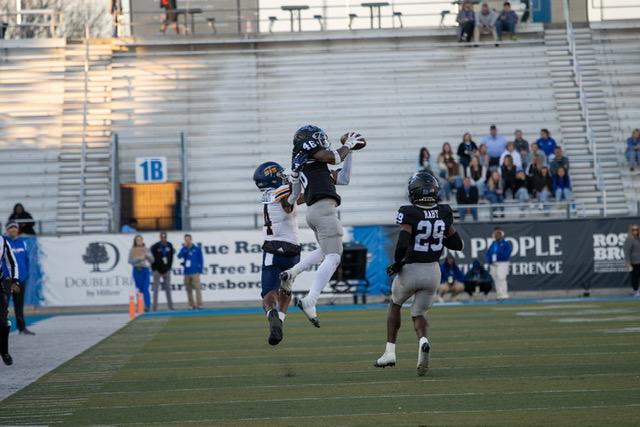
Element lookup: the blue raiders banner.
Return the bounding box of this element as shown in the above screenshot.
[351,217,640,293]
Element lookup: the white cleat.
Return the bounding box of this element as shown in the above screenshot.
[374,352,396,368]
[279,270,295,293]
[295,296,320,328]
[417,339,431,376]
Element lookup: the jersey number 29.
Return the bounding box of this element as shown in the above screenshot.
[414,219,445,252]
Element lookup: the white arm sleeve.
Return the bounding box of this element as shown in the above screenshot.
[287,173,302,205]
[336,152,352,186]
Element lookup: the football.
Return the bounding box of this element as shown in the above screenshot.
[340,132,367,150]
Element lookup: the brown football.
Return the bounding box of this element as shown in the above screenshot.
[340,132,367,150]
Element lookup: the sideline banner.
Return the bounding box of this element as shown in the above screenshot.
[39,230,319,306]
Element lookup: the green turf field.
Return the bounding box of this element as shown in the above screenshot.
[1,300,640,426]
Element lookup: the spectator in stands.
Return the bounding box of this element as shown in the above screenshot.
[626,129,640,172]
[438,143,463,200]
[512,129,530,167]
[466,156,487,196]
[456,1,476,43]
[150,231,175,311]
[485,170,505,216]
[513,170,530,205]
[457,177,479,221]
[457,132,478,173]
[552,166,573,203]
[474,3,497,44]
[536,129,557,160]
[129,235,154,312]
[438,255,465,302]
[178,234,204,310]
[111,0,122,37]
[477,143,491,169]
[500,155,517,198]
[550,146,570,175]
[499,141,523,170]
[624,224,640,297]
[120,219,138,234]
[530,142,547,166]
[530,166,552,209]
[464,259,493,300]
[417,147,435,174]
[4,223,34,335]
[495,2,518,41]
[160,0,179,34]
[482,125,507,167]
[526,153,544,178]
[8,204,35,235]
[485,227,512,301]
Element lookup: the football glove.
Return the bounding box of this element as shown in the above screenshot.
[292,152,309,173]
[386,262,404,277]
[342,132,365,150]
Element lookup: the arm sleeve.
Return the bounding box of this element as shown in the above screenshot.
[443,232,463,251]
[394,230,412,264]
[177,248,184,259]
[287,174,302,205]
[3,239,18,281]
[335,152,352,185]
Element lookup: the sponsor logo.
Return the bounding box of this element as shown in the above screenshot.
[593,233,627,273]
[82,242,120,273]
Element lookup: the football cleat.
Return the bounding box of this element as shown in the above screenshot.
[417,339,431,376]
[279,270,295,293]
[374,352,396,368]
[295,296,320,328]
[267,309,283,346]
[1,353,12,366]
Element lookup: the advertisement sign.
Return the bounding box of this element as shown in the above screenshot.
[39,229,319,306]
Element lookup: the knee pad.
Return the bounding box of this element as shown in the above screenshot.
[324,253,342,269]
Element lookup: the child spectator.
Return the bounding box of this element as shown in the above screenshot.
[466,156,487,196]
[464,259,493,300]
[495,1,518,41]
[550,146,570,175]
[474,3,497,43]
[552,166,572,203]
[477,143,491,169]
[500,155,517,198]
[417,147,435,174]
[499,141,523,170]
[536,129,557,159]
[438,255,465,302]
[457,132,478,173]
[457,177,479,221]
[456,1,476,43]
[626,129,640,172]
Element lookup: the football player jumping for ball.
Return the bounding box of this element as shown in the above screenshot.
[253,162,302,345]
[374,171,464,376]
[279,125,365,328]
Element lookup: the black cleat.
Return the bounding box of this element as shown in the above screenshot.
[267,310,283,346]
[295,297,320,328]
[1,353,13,366]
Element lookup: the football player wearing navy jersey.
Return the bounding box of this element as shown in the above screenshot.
[375,171,463,376]
[254,162,302,345]
[279,125,364,328]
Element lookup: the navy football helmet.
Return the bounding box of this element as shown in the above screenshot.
[408,171,440,207]
[253,161,286,190]
[293,125,330,150]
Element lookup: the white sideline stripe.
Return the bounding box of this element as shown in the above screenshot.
[90,372,640,396]
[114,403,640,425]
[604,327,640,333]
[86,388,640,411]
[493,304,599,311]
[114,350,640,372]
[554,316,640,323]
[516,309,633,317]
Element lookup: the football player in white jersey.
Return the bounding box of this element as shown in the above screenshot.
[253,162,302,345]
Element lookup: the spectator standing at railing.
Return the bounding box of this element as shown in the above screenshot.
[178,234,204,310]
[550,146,570,176]
[477,143,491,169]
[457,177,479,221]
[417,147,436,174]
[530,166,552,209]
[536,129,557,160]
[8,203,35,235]
[438,143,463,200]
[3,223,34,335]
[438,255,465,302]
[624,224,640,297]
[474,3,497,44]
[529,142,547,166]
[456,1,476,43]
[150,231,175,312]
[466,156,487,196]
[626,129,640,172]
[481,125,507,167]
[485,227,512,301]
[552,166,573,203]
[500,155,517,198]
[129,235,154,312]
[457,133,478,174]
[495,2,518,41]
[160,0,179,34]
[499,141,523,170]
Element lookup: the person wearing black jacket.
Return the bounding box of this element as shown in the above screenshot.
[457,133,478,173]
[8,203,36,235]
[464,259,493,300]
[529,166,552,209]
[150,232,175,311]
[457,177,479,221]
[1,235,20,365]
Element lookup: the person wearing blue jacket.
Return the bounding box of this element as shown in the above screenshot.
[535,129,557,159]
[438,255,465,301]
[552,166,572,202]
[485,227,513,300]
[178,234,204,310]
[464,259,493,299]
[3,223,34,335]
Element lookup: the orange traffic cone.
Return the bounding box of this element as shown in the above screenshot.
[137,292,144,314]
[129,295,136,319]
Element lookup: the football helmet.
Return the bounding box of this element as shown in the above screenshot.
[253,161,286,190]
[408,171,440,207]
[293,125,330,150]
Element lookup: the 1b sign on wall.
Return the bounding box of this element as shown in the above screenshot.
[135,157,167,183]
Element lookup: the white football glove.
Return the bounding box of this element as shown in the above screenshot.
[343,132,364,150]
